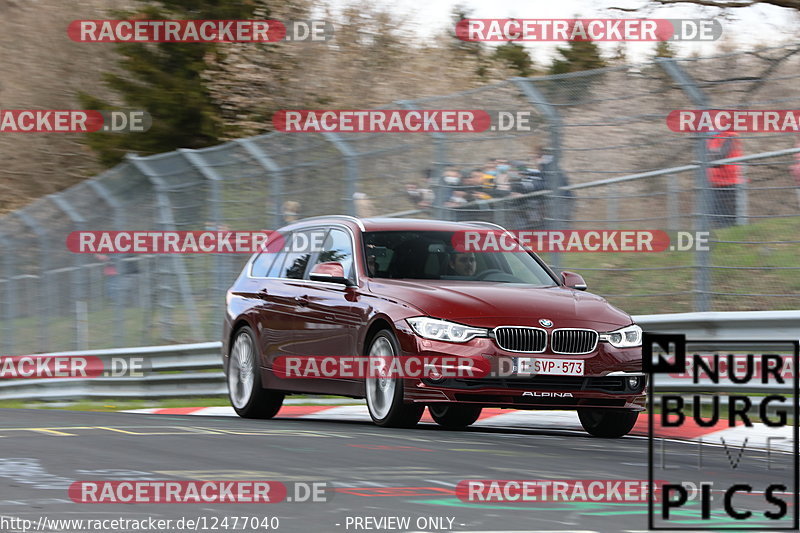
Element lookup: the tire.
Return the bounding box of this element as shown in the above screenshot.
[227,325,284,419]
[429,404,482,429]
[578,408,638,438]
[365,329,424,428]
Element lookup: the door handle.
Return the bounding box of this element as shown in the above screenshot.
[257,288,269,299]
[295,295,309,306]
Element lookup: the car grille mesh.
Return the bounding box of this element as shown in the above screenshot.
[493,327,546,353]
[492,327,599,354]
[551,329,598,354]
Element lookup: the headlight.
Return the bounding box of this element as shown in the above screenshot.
[599,324,642,348]
[406,317,488,343]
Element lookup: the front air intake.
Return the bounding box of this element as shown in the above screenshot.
[493,326,547,353]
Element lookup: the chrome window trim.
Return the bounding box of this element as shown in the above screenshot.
[292,215,366,232]
[492,325,548,354]
[550,327,599,355]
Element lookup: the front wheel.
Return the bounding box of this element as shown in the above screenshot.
[227,326,284,419]
[578,408,638,438]
[429,404,482,429]
[365,330,424,428]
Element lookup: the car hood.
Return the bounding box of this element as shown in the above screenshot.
[367,279,632,330]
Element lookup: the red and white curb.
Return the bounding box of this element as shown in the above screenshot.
[124,404,793,452]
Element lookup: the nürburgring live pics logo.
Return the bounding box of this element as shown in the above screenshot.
[644,333,798,530]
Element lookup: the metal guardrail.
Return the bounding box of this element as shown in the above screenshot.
[0,342,225,400]
[635,310,800,342]
[0,312,796,400]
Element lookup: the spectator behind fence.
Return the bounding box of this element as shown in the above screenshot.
[481,158,497,187]
[95,254,120,304]
[707,131,743,228]
[405,181,433,208]
[444,190,468,208]
[353,192,376,217]
[282,200,301,224]
[494,159,512,194]
[431,159,549,217]
[468,168,494,201]
[442,167,462,186]
[441,170,477,208]
[509,161,547,229]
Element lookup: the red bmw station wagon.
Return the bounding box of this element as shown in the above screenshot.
[223,216,645,438]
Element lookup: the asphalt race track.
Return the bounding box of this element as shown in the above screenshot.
[0,408,793,533]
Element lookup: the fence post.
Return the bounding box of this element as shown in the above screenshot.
[236,138,286,228]
[398,100,448,219]
[88,179,127,347]
[179,149,226,328]
[736,166,748,225]
[48,193,90,350]
[656,58,712,312]
[0,232,15,354]
[322,132,359,216]
[15,210,50,352]
[126,155,204,343]
[511,77,566,271]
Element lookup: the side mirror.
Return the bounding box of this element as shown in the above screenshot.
[561,271,587,291]
[310,262,354,286]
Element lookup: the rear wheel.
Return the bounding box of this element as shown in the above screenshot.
[365,330,424,428]
[578,408,638,438]
[227,326,284,419]
[429,404,482,429]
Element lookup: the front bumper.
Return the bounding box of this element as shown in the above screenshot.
[393,320,646,411]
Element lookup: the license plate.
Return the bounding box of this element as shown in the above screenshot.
[514,358,584,376]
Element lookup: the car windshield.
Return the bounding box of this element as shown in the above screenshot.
[363,230,557,286]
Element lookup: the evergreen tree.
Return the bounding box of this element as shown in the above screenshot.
[654,40,676,59]
[80,0,259,166]
[450,5,489,78]
[492,42,535,76]
[549,40,606,74]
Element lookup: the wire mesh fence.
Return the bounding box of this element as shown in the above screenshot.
[1,45,799,355]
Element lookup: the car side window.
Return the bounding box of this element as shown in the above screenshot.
[281,230,314,280]
[251,251,277,277]
[313,228,355,281]
[502,252,552,284]
[265,249,288,278]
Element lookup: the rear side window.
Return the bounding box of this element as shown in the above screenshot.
[282,251,311,279]
[280,229,314,279]
[251,251,277,277]
[266,250,288,278]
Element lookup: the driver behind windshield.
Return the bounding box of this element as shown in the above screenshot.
[448,251,477,277]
